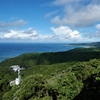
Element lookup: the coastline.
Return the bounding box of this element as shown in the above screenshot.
[0,42,99,63]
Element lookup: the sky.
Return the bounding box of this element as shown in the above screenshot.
[0,0,100,43]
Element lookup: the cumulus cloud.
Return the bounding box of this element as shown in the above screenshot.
[51,0,100,27]
[0,19,28,28]
[0,28,52,42]
[0,26,84,42]
[1,28,37,40]
[51,26,82,41]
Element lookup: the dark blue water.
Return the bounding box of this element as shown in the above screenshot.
[0,43,82,62]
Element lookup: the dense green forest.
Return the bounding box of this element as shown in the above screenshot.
[1,47,100,100]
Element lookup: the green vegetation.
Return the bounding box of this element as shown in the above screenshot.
[1,48,100,100]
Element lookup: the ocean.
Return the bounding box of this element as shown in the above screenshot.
[0,43,83,62]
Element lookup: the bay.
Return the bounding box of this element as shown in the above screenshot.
[0,43,83,62]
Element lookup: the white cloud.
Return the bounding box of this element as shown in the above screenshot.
[51,16,62,26]
[95,24,100,30]
[0,26,83,42]
[51,0,100,27]
[1,25,99,42]
[0,19,28,28]
[51,26,82,41]
[0,28,53,42]
[1,28,38,40]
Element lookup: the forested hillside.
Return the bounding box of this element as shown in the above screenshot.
[0,48,100,100]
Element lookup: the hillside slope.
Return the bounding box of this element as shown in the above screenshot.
[0,48,100,100]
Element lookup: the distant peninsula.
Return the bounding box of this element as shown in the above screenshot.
[69,41,100,47]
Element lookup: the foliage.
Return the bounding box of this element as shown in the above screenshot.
[0,48,100,100]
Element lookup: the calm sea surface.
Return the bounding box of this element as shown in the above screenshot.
[0,43,83,62]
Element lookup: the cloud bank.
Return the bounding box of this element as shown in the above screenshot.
[51,0,100,27]
[0,26,84,42]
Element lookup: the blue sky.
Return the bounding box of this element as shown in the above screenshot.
[0,0,100,43]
